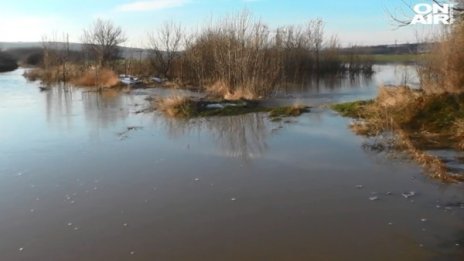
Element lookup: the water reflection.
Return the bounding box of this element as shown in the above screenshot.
[277,64,417,97]
[44,85,74,130]
[37,64,420,146]
[43,86,142,135]
[159,113,270,161]
[81,89,130,129]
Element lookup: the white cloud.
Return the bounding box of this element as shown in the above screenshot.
[116,0,189,12]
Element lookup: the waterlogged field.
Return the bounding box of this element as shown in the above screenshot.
[0,67,463,260]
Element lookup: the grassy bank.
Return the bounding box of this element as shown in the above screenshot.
[340,54,419,64]
[368,54,419,63]
[332,86,464,182]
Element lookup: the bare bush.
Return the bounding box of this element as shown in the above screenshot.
[157,95,192,117]
[149,11,356,99]
[148,21,183,79]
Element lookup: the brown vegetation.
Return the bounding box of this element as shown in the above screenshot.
[454,119,464,150]
[155,95,310,119]
[26,13,372,94]
[24,65,119,88]
[71,68,119,88]
[333,86,464,182]
[153,11,372,99]
[25,19,125,88]
[333,10,464,182]
[156,95,193,118]
[419,19,464,93]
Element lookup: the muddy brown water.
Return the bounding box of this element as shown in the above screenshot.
[0,66,463,260]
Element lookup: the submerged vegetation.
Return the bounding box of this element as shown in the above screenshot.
[331,100,373,118]
[268,105,310,120]
[155,95,309,119]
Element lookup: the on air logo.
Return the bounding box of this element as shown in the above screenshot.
[411,3,454,25]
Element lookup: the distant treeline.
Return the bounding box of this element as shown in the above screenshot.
[339,43,432,56]
[0,51,18,72]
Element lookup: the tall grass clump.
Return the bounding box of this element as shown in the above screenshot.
[419,19,464,93]
[157,95,196,118]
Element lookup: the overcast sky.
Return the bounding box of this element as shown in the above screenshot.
[0,0,442,46]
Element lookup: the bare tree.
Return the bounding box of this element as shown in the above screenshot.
[148,21,183,79]
[82,19,126,67]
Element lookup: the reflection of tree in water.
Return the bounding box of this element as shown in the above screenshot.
[45,85,74,129]
[81,89,130,129]
[159,113,269,161]
[319,73,373,90]
[44,86,135,137]
[207,114,268,161]
[277,73,374,95]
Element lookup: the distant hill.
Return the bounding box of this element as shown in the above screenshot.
[0,41,431,71]
[0,42,149,59]
[1,41,432,57]
[340,43,432,55]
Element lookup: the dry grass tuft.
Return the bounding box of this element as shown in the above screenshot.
[23,68,44,82]
[206,81,259,100]
[224,88,257,100]
[72,68,119,88]
[157,95,195,118]
[205,81,230,98]
[419,20,464,94]
[25,65,119,88]
[376,85,420,108]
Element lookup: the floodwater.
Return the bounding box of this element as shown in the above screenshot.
[0,65,462,260]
